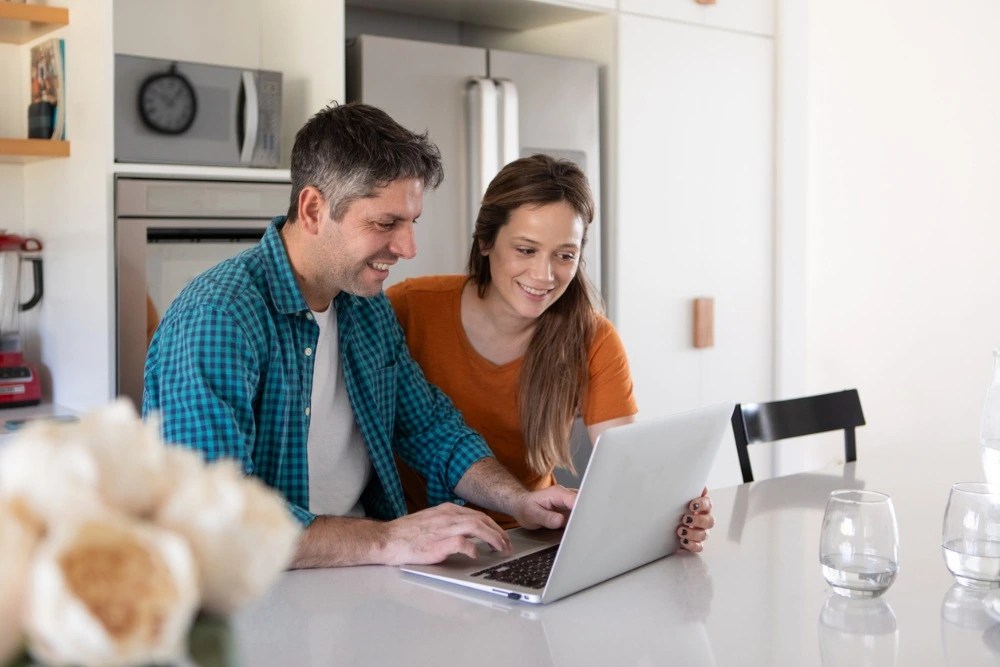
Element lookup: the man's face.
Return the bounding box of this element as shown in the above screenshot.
[315,178,423,298]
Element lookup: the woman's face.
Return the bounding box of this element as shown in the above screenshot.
[482,200,585,322]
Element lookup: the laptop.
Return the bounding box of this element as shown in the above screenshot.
[401,402,733,604]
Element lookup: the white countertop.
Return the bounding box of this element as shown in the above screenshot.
[229,445,999,666]
[0,402,76,447]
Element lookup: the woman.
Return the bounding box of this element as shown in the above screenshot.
[387,155,713,552]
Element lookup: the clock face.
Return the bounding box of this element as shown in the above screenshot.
[138,70,197,135]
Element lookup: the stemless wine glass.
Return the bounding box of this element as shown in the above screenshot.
[941,482,1000,588]
[819,490,899,598]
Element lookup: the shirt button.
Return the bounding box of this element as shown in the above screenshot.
[305,312,313,320]
[304,347,313,356]
[305,407,311,416]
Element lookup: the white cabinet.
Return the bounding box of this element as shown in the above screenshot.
[620,0,774,36]
[612,13,775,486]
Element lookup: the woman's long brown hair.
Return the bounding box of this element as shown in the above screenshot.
[468,154,599,475]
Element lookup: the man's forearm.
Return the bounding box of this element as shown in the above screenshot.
[453,458,529,517]
[290,515,389,569]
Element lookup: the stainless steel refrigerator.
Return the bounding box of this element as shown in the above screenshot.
[346,34,601,292]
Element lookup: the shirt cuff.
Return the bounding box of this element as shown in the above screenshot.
[445,434,495,492]
[287,501,317,527]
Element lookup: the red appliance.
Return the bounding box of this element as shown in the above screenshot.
[0,234,43,407]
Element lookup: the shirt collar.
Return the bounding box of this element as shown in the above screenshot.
[261,216,366,323]
[261,216,310,315]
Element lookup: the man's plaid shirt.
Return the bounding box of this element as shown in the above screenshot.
[143,218,491,525]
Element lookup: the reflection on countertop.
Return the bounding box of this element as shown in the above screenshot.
[818,594,898,667]
[234,551,716,667]
[726,467,867,543]
[940,583,1000,666]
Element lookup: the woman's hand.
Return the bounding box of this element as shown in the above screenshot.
[676,487,714,553]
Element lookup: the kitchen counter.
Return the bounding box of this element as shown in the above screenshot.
[0,402,77,446]
[228,445,998,666]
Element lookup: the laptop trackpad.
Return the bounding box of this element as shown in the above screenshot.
[423,528,562,573]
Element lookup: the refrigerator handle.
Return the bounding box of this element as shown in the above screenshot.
[495,79,519,169]
[466,77,499,238]
[240,71,260,165]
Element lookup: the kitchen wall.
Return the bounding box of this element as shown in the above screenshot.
[0,167,23,231]
[804,0,1000,462]
[0,44,26,234]
[0,43,25,142]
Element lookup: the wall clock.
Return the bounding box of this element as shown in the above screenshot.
[138,63,198,135]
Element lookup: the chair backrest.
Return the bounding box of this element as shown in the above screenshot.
[731,389,865,483]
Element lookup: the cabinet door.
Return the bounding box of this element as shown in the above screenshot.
[620,0,774,36]
[614,14,774,486]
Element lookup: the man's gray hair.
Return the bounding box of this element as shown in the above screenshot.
[286,102,444,221]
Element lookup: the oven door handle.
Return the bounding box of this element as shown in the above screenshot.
[239,71,260,164]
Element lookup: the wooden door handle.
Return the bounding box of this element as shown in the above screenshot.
[693,297,714,348]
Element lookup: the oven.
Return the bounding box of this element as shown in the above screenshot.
[115,177,291,407]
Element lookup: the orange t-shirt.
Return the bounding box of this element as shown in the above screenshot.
[386,275,638,528]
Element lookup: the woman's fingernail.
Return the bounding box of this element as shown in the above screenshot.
[692,502,701,511]
[682,538,689,545]
[685,516,693,524]
[681,528,688,537]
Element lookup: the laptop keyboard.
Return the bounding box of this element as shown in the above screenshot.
[470,545,559,590]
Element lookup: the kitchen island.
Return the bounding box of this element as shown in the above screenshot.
[230,445,999,666]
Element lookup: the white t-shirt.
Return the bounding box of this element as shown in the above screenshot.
[306,304,372,517]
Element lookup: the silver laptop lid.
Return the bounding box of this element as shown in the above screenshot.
[540,402,732,603]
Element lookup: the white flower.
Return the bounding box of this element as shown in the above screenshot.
[156,459,301,614]
[74,399,171,517]
[24,516,199,667]
[0,501,41,664]
[0,424,105,528]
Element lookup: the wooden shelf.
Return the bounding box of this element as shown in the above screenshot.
[0,3,68,45]
[0,138,70,162]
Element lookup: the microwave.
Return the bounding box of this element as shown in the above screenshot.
[114,54,282,168]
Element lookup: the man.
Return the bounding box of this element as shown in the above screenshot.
[144,103,576,568]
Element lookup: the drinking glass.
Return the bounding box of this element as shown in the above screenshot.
[941,482,1000,588]
[819,490,899,598]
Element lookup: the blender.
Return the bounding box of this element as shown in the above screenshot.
[0,234,43,407]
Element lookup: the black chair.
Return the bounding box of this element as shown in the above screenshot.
[731,389,865,484]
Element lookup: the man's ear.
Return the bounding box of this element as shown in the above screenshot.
[296,186,326,235]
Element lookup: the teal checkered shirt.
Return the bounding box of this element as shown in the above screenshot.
[143,218,492,526]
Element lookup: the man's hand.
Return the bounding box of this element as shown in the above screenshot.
[511,485,578,530]
[379,503,512,566]
[290,503,511,569]
[676,487,714,553]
